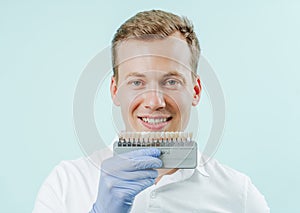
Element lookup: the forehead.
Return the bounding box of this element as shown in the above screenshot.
[115,35,192,74]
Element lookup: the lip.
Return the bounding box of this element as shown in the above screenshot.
[137,116,172,131]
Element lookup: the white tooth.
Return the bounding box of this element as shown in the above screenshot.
[170,132,174,139]
[165,132,170,141]
[188,132,193,141]
[146,132,150,141]
[142,117,169,124]
[150,132,154,140]
[156,132,160,139]
[175,132,179,140]
[179,132,183,141]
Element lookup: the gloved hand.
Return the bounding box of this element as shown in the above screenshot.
[90,148,162,213]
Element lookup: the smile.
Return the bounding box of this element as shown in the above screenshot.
[141,117,167,124]
[138,116,172,124]
[137,116,172,130]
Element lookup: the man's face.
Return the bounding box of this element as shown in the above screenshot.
[111,33,201,132]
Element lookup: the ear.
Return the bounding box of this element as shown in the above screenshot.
[192,75,201,106]
[110,76,120,106]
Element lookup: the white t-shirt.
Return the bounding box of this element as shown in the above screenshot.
[33,147,270,213]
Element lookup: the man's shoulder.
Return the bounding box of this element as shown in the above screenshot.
[204,157,249,180]
[198,158,270,212]
[196,157,252,194]
[33,153,106,213]
[44,157,98,188]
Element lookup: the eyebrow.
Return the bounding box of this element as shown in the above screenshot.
[125,72,146,79]
[163,71,187,84]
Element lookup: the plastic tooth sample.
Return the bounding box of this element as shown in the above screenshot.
[113,131,197,168]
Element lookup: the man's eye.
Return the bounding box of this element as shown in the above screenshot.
[166,79,178,85]
[164,79,181,87]
[129,80,143,87]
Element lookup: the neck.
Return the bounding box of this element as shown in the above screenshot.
[155,168,178,184]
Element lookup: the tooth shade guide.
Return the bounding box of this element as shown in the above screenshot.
[117,131,193,146]
[114,132,198,169]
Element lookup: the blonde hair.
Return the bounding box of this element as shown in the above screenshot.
[112,9,200,82]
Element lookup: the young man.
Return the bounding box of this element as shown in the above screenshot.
[33,10,269,213]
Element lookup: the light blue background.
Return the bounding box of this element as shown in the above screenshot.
[1,0,299,212]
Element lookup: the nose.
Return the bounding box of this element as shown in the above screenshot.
[142,90,166,110]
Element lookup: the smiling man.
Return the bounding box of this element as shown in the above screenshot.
[33,10,270,213]
[111,32,200,132]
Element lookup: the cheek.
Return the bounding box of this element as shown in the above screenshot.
[168,91,193,112]
[119,93,143,116]
[116,86,135,106]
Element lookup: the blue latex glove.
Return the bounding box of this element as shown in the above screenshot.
[90,148,162,213]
